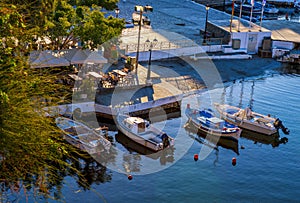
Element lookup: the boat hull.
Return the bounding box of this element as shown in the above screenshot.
[56,117,111,154]
[214,103,278,136]
[187,117,240,142]
[116,115,174,152]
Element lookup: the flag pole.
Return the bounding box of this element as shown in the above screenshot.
[248,0,254,31]
[259,0,266,31]
[238,0,243,32]
[230,0,235,33]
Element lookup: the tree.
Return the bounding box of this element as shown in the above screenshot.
[0,1,120,200]
[40,0,124,50]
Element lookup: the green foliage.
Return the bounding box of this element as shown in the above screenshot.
[74,8,124,49]
[0,1,118,200]
[68,0,119,10]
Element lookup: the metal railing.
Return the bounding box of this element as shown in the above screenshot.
[120,38,227,53]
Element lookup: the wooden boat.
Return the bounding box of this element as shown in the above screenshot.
[255,2,279,14]
[116,114,174,152]
[184,121,239,155]
[55,117,111,154]
[214,103,289,136]
[185,104,241,142]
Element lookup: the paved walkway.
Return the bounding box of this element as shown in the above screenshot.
[116,0,233,42]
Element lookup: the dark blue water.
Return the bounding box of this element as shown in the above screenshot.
[52,73,299,203]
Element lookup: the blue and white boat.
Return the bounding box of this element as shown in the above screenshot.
[255,2,279,14]
[55,117,111,154]
[185,104,241,142]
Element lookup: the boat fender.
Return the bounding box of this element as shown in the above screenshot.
[194,154,199,161]
[127,174,133,180]
[232,157,237,166]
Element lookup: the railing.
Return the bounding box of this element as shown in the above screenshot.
[120,38,227,54]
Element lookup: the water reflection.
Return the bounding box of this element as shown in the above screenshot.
[241,130,288,148]
[0,151,113,202]
[115,132,175,167]
[282,63,300,74]
[69,155,113,189]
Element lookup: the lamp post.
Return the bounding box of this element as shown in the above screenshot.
[145,38,158,86]
[115,7,120,18]
[134,5,153,78]
[203,5,209,44]
[203,5,210,44]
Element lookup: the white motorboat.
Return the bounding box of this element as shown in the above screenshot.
[116,114,174,152]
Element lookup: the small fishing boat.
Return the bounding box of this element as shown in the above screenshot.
[116,114,174,152]
[184,121,240,155]
[185,104,241,142]
[55,117,111,154]
[214,103,289,136]
[256,2,279,14]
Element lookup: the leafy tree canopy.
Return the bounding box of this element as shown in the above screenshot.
[0,0,122,200]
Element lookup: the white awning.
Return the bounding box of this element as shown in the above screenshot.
[88,71,103,79]
[30,51,70,68]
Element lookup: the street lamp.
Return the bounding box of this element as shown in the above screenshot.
[115,7,120,18]
[145,38,158,86]
[134,5,153,78]
[203,5,210,45]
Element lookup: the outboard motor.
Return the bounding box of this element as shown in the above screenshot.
[274,118,290,135]
[161,133,170,148]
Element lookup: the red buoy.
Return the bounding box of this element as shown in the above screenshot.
[128,174,133,180]
[232,157,237,166]
[194,154,199,161]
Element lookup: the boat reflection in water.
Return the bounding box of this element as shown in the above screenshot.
[241,130,288,148]
[115,132,175,166]
[184,121,239,155]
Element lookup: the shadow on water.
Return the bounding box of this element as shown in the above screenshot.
[241,130,288,148]
[282,63,300,74]
[115,132,175,166]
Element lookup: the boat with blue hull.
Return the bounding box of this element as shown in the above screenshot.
[185,104,241,142]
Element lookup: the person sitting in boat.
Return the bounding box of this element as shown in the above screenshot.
[245,107,253,120]
[234,107,253,120]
